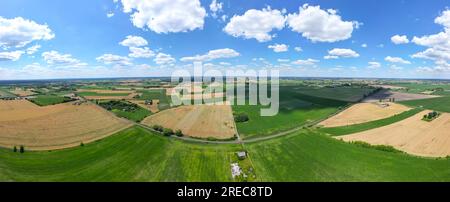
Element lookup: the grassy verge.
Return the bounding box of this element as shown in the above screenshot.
[318,108,423,136]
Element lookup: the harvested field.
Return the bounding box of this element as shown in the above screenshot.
[10,88,35,96]
[319,102,411,127]
[76,89,134,94]
[362,89,439,102]
[141,104,236,139]
[0,100,132,150]
[337,110,450,157]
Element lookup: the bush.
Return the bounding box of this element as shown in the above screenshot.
[175,129,183,137]
[152,125,164,132]
[13,146,17,152]
[163,128,174,136]
[234,113,249,123]
[19,145,25,153]
[80,142,84,147]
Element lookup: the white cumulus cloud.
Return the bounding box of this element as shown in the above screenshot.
[287,4,359,43]
[268,44,288,52]
[129,47,154,58]
[42,51,86,67]
[180,48,239,62]
[324,48,359,59]
[96,54,132,66]
[224,6,286,42]
[385,56,411,64]
[291,58,319,66]
[209,0,223,18]
[154,52,176,65]
[391,35,409,44]
[0,16,54,48]
[119,0,206,33]
[26,45,41,55]
[367,61,381,69]
[119,35,148,47]
[0,50,24,61]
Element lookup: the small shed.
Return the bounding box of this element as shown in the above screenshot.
[236,151,247,160]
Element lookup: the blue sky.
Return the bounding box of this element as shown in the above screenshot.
[1,0,450,79]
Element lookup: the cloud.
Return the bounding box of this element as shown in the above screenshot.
[287,4,359,42]
[361,43,367,48]
[107,12,115,18]
[390,65,403,70]
[223,6,286,42]
[119,35,148,47]
[268,44,288,52]
[291,58,319,66]
[391,35,409,44]
[129,47,155,58]
[385,56,411,64]
[26,45,41,55]
[0,50,24,61]
[0,16,54,48]
[209,0,223,18]
[42,51,87,67]
[324,48,359,59]
[367,61,381,69]
[411,9,450,70]
[294,47,303,52]
[119,0,206,33]
[180,48,239,62]
[96,54,132,66]
[277,59,290,63]
[154,52,176,65]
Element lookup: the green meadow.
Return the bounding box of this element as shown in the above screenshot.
[29,95,73,106]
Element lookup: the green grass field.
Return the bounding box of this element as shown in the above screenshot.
[29,95,73,106]
[137,89,171,110]
[290,86,376,102]
[77,91,131,97]
[233,86,348,139]
[318,108,424,136]
[1,126,449,182]
[400,96,450,112]
[99,100,151,122]
[0,126,241,182]
[111,107,150,122]
[246,130,450,181]
[0,89,16,98]
[389,82,450,95]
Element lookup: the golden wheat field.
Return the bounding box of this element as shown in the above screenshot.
[0,100,132,150]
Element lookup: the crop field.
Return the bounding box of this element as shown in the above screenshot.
[0,126,240,182]
[319,108,424,136]
[29,95,73,106]
[142,104,236,139]
[0,88,15,98]
[319,102,411,127]
[337,110,450,157]
[0,100,132,150]
[9,88,36,97]
[136,89,171,110]
[246,130,450,181]
[1,126,449,181]
[233,86,347,139]
[290,86,376,102]
[362,89,439,102]
[400,96,450,112]
[98,100,151,122]
[388,82,450,95]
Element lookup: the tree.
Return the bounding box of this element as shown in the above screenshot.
[19,145,25,153]
[152,125,164,132]
[175,129,183,137]
[13,146,17,152]
[234,113,249,123]
[163,128,174,136]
